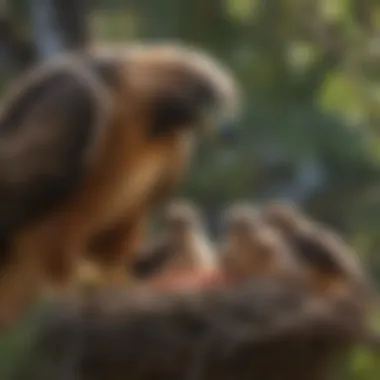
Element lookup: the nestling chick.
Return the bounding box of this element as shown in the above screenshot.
[133,199,218,281]
[261,201,373,300]
[220,203,305,283]
[260,201,310,236]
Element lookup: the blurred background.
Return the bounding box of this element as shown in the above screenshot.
[0,0,380,378]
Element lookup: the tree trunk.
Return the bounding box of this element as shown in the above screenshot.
[28,0,90,60]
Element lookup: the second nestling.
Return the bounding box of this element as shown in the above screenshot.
[219,202,306,284]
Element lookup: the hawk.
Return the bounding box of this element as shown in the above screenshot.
[0,43,239,326]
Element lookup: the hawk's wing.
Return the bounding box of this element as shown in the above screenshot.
[0,60,110,235]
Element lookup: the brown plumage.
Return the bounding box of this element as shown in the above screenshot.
[133,200,218,284]
[0,44,239,327]
[219,203,306,283]
[259,201,311,236]
[260,201,373,300]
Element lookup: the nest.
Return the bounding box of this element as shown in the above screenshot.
[19,274,371,380]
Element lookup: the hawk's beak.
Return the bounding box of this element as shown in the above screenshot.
[218,120,238,143]
[200,99,240,144]
[205,120,239,145]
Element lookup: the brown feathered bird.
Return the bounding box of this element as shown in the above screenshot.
[0,43,239,327]
[260,201,373,300]
[133,200,218,291]
[219,202,306,283]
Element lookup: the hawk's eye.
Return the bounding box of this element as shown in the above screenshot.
[149,76,219,136]
[151,96,197,135]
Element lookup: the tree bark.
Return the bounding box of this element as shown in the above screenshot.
[28,0,90,60]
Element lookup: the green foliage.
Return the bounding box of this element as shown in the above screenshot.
[348,346,380,380]
[0,299,50,379]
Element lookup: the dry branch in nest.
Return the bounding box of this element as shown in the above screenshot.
[21,274,372,380]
